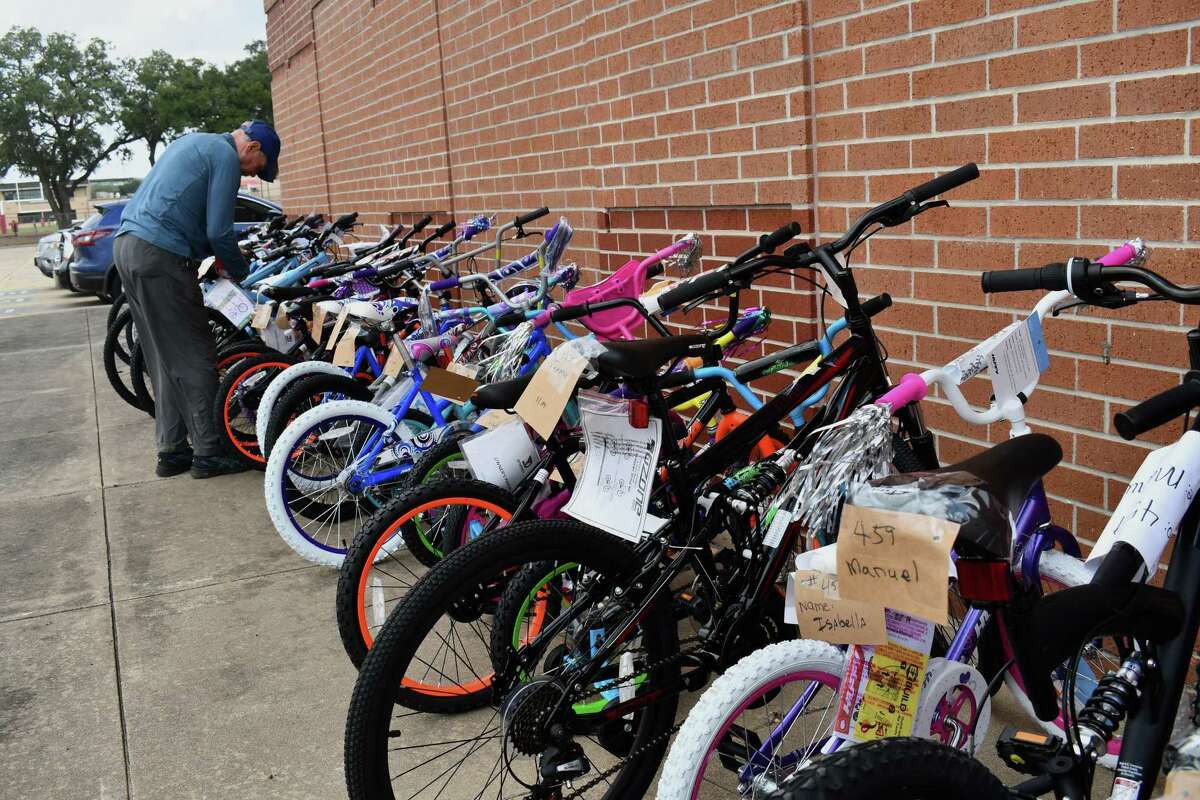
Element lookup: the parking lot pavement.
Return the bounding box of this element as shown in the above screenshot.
[0,241,1114,798]
[0,243,103,317]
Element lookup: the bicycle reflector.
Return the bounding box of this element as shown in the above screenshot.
[955,558,1013,603]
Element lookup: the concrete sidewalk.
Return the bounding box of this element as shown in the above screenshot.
[0,245,354,799]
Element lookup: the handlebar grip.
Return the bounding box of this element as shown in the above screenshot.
[908,163,979,203]
[652,267,731,314]
[433,221,456,238]
[1113,381,1200,440]
[646,261,665,280]
[980,264,1069,293]
[333,212,359,230]
[494,310,528,328]
[516,207,550,227]
[429,276,459,292]
[411,215,432,235]
[759,221,803,253]
[876,372,929,410]
[351,267,379,280]
[861,292,893,318]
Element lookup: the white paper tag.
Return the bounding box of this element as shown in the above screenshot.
[203,278,255,328]
[461,421,540,490]
[1087,430,1200,575]
[562,403,662,543]
[950,313,1049,399]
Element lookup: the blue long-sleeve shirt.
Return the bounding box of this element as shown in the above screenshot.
[117,132,250,280]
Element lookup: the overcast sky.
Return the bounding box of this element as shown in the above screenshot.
[0,0,268,180]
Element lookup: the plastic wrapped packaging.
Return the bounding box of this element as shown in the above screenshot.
[847,470,1014,562]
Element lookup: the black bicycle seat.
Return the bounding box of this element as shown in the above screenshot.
[597,335,719,381]
[937,432,1062,515]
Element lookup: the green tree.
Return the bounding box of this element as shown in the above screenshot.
[0,27,133,228]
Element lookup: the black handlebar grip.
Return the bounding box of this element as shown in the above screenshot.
[1114,381,1200,440]
[980,264,1069,293]
[861,292,893,317]
[908,163,980,203]
[411,215,432,234]
[653,267,731,314]
[759,221,804,253]
[433,220,456,238]
[304,213,324,226]
[333,212,359,230]
[550,304,593,323]
[493,310,528,328]
[646,261,665,280]
[515,207,550,227]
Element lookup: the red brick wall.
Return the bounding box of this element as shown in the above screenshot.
[265,0,1200,554]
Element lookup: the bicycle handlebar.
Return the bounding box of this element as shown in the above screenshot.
[1115,380,1200,440]
[907,163,980,204]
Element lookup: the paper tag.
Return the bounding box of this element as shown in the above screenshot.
[1087,430,1200,576]
[1165,770,1200,799]
[835,504,959,625]
[950,313,1049,399]
[562,402,662,543]
[461,421,539,490]
[446,361,479,380]
[275,303,291,330]
[475,408,513,429]
[204,278,255,328]
[310,304,328,346]
[792,570,886,645]
[833,610,934,742]
[327,307,351,353]
[514,339,592,439]
[383,342,406,378]
[332,324,360,367]
[422,366,479,404]
[251,303,273,330]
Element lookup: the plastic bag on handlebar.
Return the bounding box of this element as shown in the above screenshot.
[848,472,1012,563]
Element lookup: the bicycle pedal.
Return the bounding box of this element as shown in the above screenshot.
[995,726,1063,775]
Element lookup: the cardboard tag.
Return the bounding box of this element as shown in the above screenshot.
[326,307,351,353]
[332,324,360,367]
[793,570,886,645]
[835,504,959,624]
[1165,769,1200,799]
[1087,430,1200,576]
[251,303,273,330]
[446,361,479,380]
[461,421,539,489]
[514,340,590,439]
[562,402,662,543]
[475,409,512,429]
[310,304,328,346]
[275,303,291,330]
[422,366,479,404]
[383,342,407,378]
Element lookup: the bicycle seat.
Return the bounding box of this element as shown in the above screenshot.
[938,432,1062,514]
[471,373,534,410]
[260,284,318,301]
[597,335,720,380]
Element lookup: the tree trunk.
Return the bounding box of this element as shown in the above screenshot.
[39,177,74,229]
[147,138,159,166]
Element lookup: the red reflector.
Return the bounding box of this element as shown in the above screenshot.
[956,559,1012,602]
[629,399,649,429]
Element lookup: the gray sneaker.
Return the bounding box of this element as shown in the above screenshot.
[191,454,251,479]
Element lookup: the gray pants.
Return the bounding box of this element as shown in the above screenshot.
[114,234,223,457]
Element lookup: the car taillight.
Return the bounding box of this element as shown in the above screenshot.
[73,227,114,247]
[956,559,1013,603]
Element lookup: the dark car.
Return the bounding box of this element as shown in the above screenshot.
[68,192,282,301]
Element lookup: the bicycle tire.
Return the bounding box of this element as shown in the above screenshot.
[102,307,151,413]
[104,291,126,334]
[334,478,518,667]
[213,350,297,467]
[344,518,679,800]
[255,360,346,453]
[128,342,155,417]
[262,372,374,460]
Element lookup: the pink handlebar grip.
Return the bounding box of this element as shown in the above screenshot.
[876,372,928,409]
[1097,242,1137,267]
[307,278,333,288]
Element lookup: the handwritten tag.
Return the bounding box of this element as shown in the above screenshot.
[250,303,273,330]
[514,340,590,440]
[327,307,351,354]
[562,401,662,543]
[422,366,479,404]
[332,324,360,367]
[836,504,959,625]
[310,304,328,346]
[204,278,255,328]
[1087,429,1200,576]
[275,303,291,329]
[475,409,513,429]
[793,570,886,645]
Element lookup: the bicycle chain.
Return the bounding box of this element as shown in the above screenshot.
[555,635,704,799]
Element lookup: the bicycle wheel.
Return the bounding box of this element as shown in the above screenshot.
[128,342,155,417]
[255,360,346,454]
[765,737,1011,800]
[344,518,679,800]
[102,307,151,413]
[262,372,374,460]
[213,351,298,467]
[335,478,518,667]
[263,399,433,566]
[104,291,126,334]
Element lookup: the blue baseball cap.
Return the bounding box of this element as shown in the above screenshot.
[240,120,281,182]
